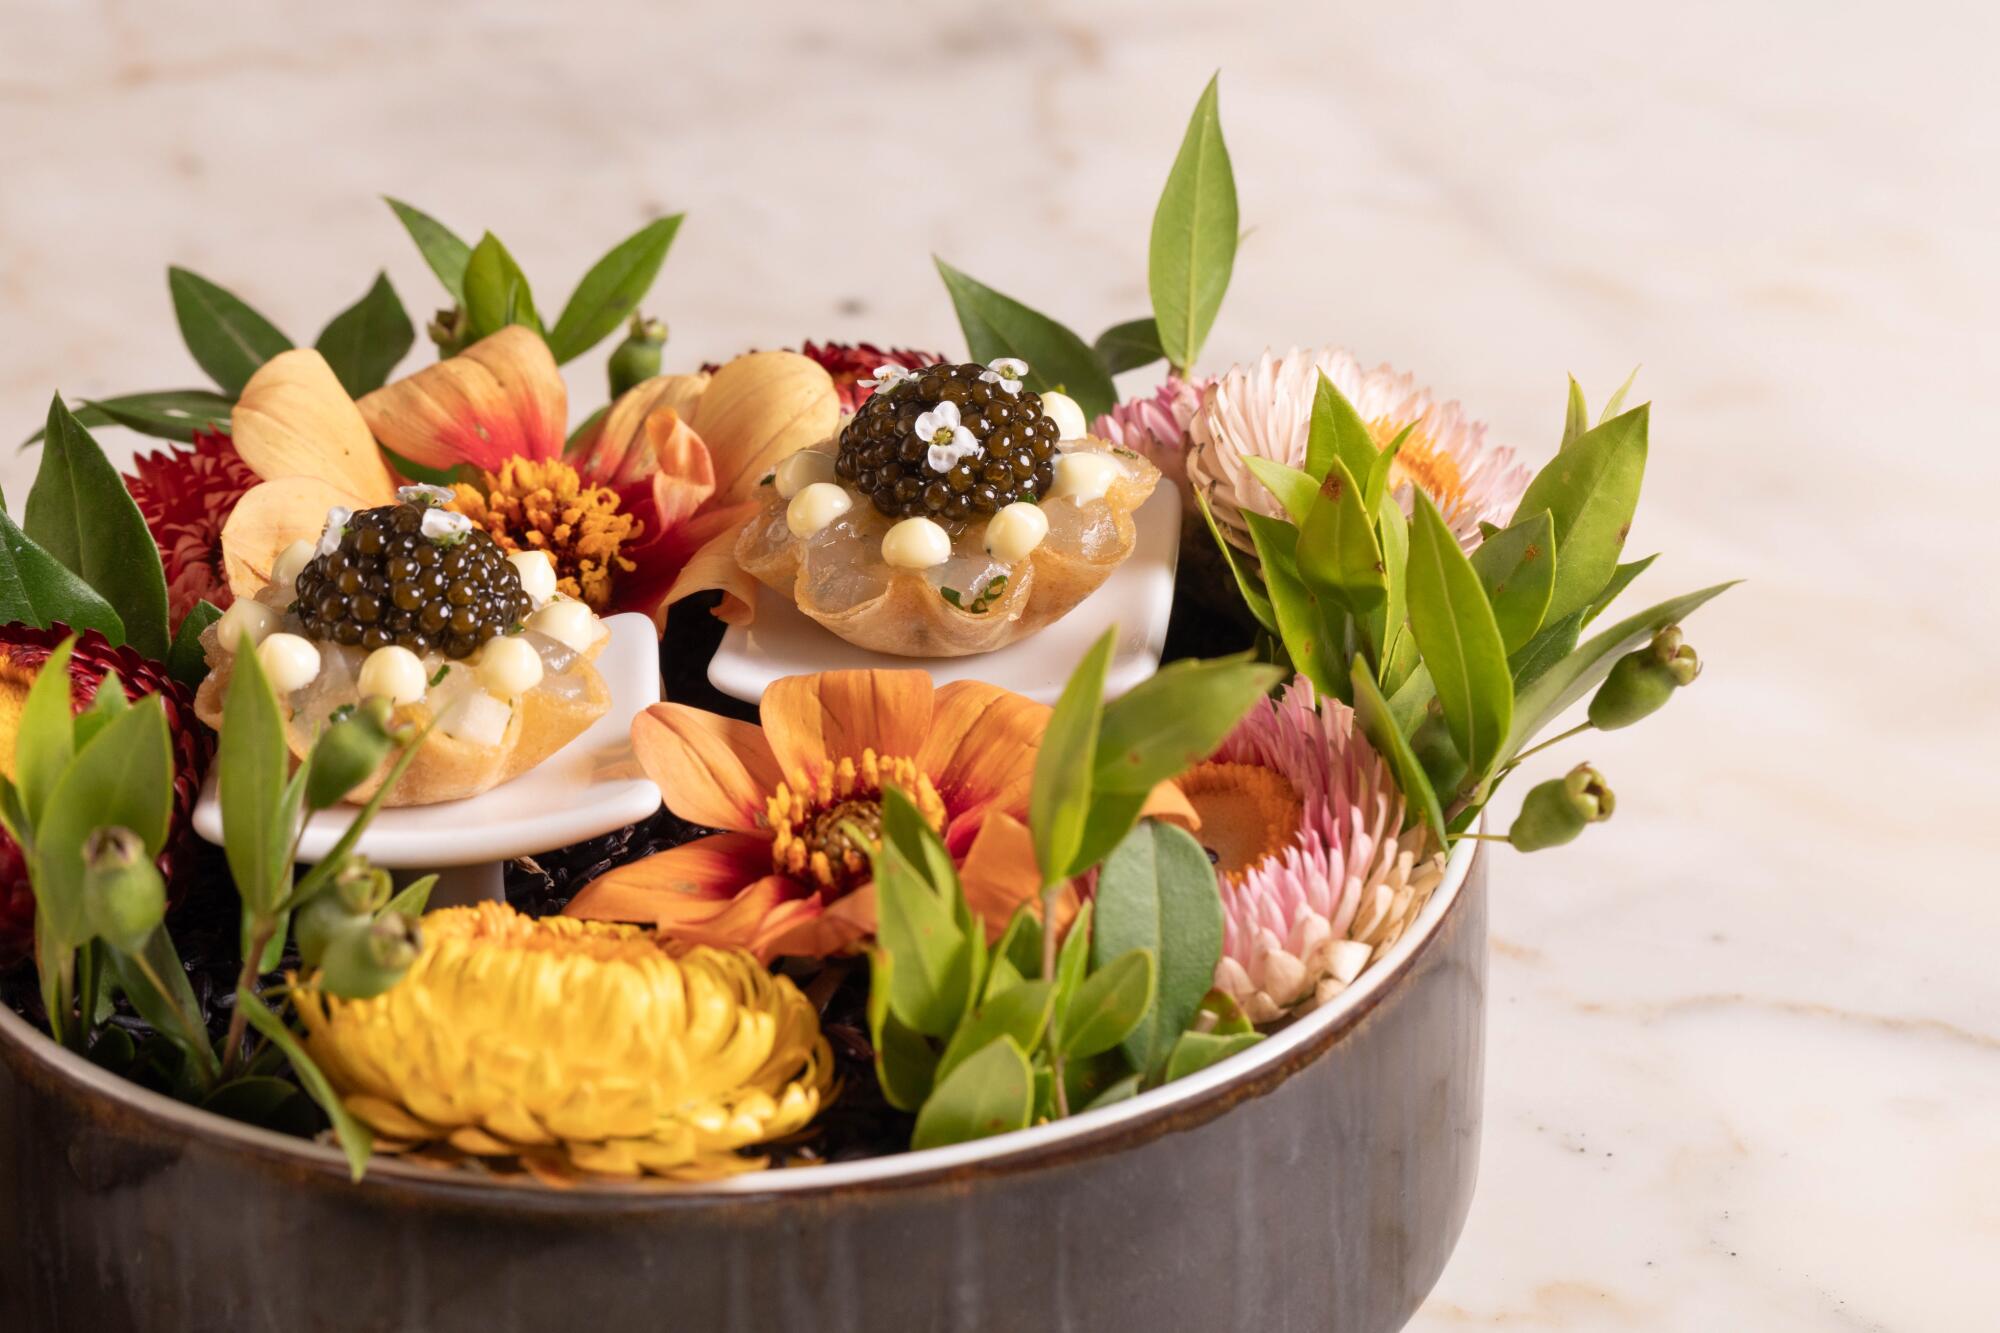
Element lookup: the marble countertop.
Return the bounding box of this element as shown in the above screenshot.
[3,2,1995,1327]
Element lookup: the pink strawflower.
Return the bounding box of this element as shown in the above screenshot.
[1091,373,1210,488]
[1181,675,1447,1024]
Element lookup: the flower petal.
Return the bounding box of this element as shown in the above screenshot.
[357,327,567,474]
[922,679,1048,829]
[631,702,783,833]
[690,351,841,506]
[760,670,935,782]
[660,519,760,629]
[573,372,711,489]
[562,831,774,922]
[755,885,875,960]
[956,811,1067,940]
[648,413,719,533]
[221,476,378,597]
[231,349,399,499]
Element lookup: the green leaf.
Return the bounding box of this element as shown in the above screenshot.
[1503,581,1740,761]
[1061,947,1157,1061]
[18,403,112,448]
[219,631,292,918]
[1084,1073,1143,1111]
[35,698,173,950]
[238,989,373,1180]
[1241,455,1318,525]
[546,215,683,364]
[167,267,292,396]
[1093,318,1165,376]
[462,233,542,341]
[109,924,219,1086]
[1093,653,1283,796]
[1365,422,1414,514]
[1582,553,1657,628]
[72,665,129,752]
[866,948,939,1112]
[0,510,124,647]
[1352,659,1448,843]
[314,272,414,397]
[1510,404,1648,624]
[70,390,234,444]
[202,1076,317,1137]
[1194,490,1275,633]
[992,905,1044,984]
[1305,370,1380,489]
[1050,899,1093,1040]
[1508,608,1584,695]
[1377,492,1414,692]
[1562,375,1590,448]
[25,398,171,658]
[1598,366,1641,424]
[1148,73,1237,374]
[1091,820,1222,1073]
[911,1035,1034,1150]
[379,874,437,921]
[1296,456,1388,642]
[936,980,1055,1086]
[166,600,221,691]
[873,816,975,1038]
[1469,510,1557,653]
[934,259,1116,419]
[1243,510,1345,701]
[1406,490,1513,781]
[1030,629,1112,882]
[283,728,429,910]
[384,197,473,304]
[14,635,77,826]
[1163,1030,1263,1083]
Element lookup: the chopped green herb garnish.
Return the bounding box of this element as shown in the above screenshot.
[428,664,450,687]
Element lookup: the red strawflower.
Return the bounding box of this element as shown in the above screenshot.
[702,343,944,415]
[122,429,259,625]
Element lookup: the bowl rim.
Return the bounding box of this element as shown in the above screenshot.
[1,831,1480,1201]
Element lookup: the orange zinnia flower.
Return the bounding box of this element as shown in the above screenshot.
[565,670,1189,960]
[220,330,837,627]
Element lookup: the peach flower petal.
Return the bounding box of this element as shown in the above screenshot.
[760,670,935,784]
[562,832,774,923]
[220,475,379,598]
[357,327,566,473]
[231,349,398,499]
[630,702,783,834]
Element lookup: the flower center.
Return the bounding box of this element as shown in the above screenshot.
[766,750,946,899]
[1376,417,1473,525]
[451,459,642,611]
[1175,761,1302,882]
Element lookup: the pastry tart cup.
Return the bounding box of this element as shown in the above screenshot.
[735,438,1161,658]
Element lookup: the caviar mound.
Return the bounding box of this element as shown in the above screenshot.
[293,502,532,658]
[834,362,1061,526]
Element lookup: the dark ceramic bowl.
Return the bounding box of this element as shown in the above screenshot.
[0,843,1486,1333]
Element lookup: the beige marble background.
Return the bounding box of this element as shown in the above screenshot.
[4,1,1997,1327]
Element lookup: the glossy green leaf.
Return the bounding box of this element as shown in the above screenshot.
[0,509,124,646]
[72,671,128,754]
[18,403,112,448]
[1406,490,1513,781]
[1469,509,1557,653]
[1195,490,1275,633]
[238,989,373,1180]
[867,948,939,1112]
[25,398,171,658]
[547,215,683,364]
[1163,1030,1263,1082]
[934,259,1116,419]
[66,390,234,444]
[166,601,222,691]
[1365,422,1414,514]
[936,980,1055,1086]
[109,923,218,1086]
[1091,820,1222,1074]
[35,698,173,950]
[1050,899,1093,1040]
[1503,581,1740,760]
[1582,553,1657,628]
[1149,73,1237,374]
[1243,510,1345,701]
[219,631,292,918]
[1598,366,1640,424]
[1241,455,1317,525]
[1083,1072,1143,1110]
[1030,629,1112,882]
[1508,609,1583,692]
[1562,374,1589,448]
[463,233,542,341]
[167,267,292,396]
[1093,654,1282,796]
[14,635,77,827]
[1511,404,1648,624]
[1093,318,1165,376]
[1376,492,1414,692]
[385,197,473,304]
[315,272,414,397]
[1304,370,1378,489]
[1062,947,1157,1061]
[874,844,972,1038]
[1296,456,1388,638]
[992,904,1043,985]
[911,1036,1034,1150]
[1352,659,1447,842]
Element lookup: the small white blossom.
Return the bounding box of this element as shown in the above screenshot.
[978,357,1029,395]
[914,400,984,474]
[316,506,353,557]
[397,483,455,508]
[859,363,916,392]
[421,508,474,544]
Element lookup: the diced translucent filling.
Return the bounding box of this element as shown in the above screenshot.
[1042,496,1120,559]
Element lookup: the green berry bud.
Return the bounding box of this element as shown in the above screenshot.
[1508,764,1615,852]
[294,892,367,972]
[304,698,397,810]
[1587,625,1702,729]
[427,305,470,357]
[81,826,166,953]
[317,914,422,1001]
[606,313,667,398]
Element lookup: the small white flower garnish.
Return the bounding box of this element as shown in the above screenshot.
[316,506,353,557]
[397,483,455,508]
[859,363,916,392]
[979,357,1029,395]
[421,508,474,544]
[915,400,984,474]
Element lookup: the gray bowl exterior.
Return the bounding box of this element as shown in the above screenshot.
[0,854,1485,1333]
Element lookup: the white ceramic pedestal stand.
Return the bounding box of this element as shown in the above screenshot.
[192,613,665,908]
[705,485,1182,705]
